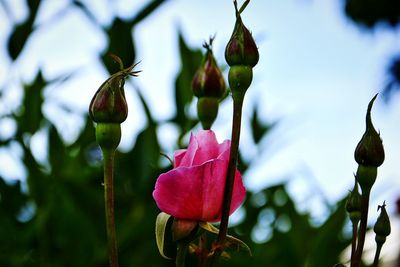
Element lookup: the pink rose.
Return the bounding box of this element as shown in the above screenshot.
[153,130,246,222]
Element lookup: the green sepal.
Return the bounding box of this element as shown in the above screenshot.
[198,222,252,256]
[155,212,175,260]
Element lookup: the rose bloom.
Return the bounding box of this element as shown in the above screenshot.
[153,130,246,222]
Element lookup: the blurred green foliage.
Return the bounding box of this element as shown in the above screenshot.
[0,1,352,266]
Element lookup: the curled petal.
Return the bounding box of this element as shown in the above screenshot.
[153,159,245,222]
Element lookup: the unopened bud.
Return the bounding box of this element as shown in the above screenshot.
[346,180,362,223]
[171,218,198,242]
[225,1,259,67]
[354,95,385,167]
[192,39,226,98]
[374,202,391,243]
[89,61,140,123]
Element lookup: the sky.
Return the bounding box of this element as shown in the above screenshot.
[0,0,399,247]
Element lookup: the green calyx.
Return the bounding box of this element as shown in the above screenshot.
[355,165,377,194]
[373,202,391,241]
[225,0,259,67]
[197,97,219,130]
[96,123,121,151]
[354,94,385,167]
[89,61,140,124]
[228,65,253,100]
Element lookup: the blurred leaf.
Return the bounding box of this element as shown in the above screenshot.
[7,0,41,59]
[132,0,169,25]
[250,107,275,144]
[15,71,46,135]
[344,0,400,28]
[102,18,136,74]
[173,32,202,130]
[305,199,350,267]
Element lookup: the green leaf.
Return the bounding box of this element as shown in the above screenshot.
[155,212,174,260]
[15,71,46,135]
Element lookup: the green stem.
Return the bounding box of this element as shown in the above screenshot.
[350,220,358,265]
[351,191,370,267]
[372,243,383,267]
[103,149,120,267]
[210,97,244,266]
[176,242,188,267]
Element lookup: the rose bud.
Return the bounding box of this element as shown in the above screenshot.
[373,202,391,244]
[89,62,140,124]
[354,94,385,167]
[192,40,226,99]
[225,1,259,68]
[346,180,362,223]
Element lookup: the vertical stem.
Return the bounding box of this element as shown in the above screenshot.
[210,97,244,266]
[176,242,188,267]
[350,221,358,264]
[351,191,370,267]
[372,243,383,267]
[103,149,120,267]
[198,235,207,267]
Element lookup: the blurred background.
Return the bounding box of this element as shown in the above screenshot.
[0,0,399,266]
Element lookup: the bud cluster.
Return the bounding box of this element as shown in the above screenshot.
[225,0,259,100]
[192,39,226,129]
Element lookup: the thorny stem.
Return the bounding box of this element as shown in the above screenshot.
[209,97,244,266]
[372,242,383,267]
[198,235,208,267]
[103,149,119,267]
[351,191,370,267]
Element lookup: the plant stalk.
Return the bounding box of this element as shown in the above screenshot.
[351,191,370,267]
[350,221,358,264]
[210,97,244,266]
[372,242,383,267]
[176,242,189,267]
[103,149,119,267]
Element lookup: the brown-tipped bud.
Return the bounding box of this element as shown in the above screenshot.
[374,202,391,242]
[225,3,259,67]
[171,218,198,242]
[354,95,385,167]
[346,180,362,223]
[192,44,226,98]
[197,97,219,130]
[89,62,140,123]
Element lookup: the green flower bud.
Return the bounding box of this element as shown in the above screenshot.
[197,97,219,130]
[354,95,385,167]
[228,65,253,99]
[225,1,259,67]
[89,62,140,123]
[355,165,377,193]
[373,202,391,242]
[346,180,362,223]
[192,39,226,98]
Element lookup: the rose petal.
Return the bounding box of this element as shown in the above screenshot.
[217,140,231,161]
[176,133,199,167]
[191,130,220,165]
[173,149,187,168]
[153,159,245,222]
